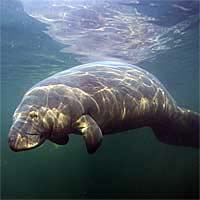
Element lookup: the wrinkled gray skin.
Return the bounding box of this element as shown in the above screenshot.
[8,61,199,153]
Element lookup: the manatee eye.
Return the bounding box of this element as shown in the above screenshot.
[29,111,39,119]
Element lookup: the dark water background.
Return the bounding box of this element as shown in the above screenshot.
[1,0,199,199]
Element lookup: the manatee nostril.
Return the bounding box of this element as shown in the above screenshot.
[8,135,17,151]
[8,133,15,143]
[8,133,21,151]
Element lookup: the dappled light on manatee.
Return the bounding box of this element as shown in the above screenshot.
[8,62,199,153]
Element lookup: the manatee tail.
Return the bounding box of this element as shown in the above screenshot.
[152,107,199,148]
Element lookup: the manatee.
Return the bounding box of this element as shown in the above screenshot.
[8,61,199,153]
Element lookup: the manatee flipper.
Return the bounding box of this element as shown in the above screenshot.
[49,135,69,145]
[153,107,199,148]
[73,115,103,154]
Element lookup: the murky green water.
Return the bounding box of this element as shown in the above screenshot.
[1,0,199,199]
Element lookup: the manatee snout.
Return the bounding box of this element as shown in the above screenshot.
[8,120,46,152]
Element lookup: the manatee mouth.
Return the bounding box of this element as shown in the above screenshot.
[8,127,45,152]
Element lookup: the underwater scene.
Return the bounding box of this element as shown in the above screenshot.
[1,0,199,199]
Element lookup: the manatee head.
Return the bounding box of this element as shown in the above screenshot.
[8,86,71,152]
[8,108,48,151]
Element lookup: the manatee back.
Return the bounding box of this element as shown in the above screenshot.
[32,62,177,118]
[34,61,172,98]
